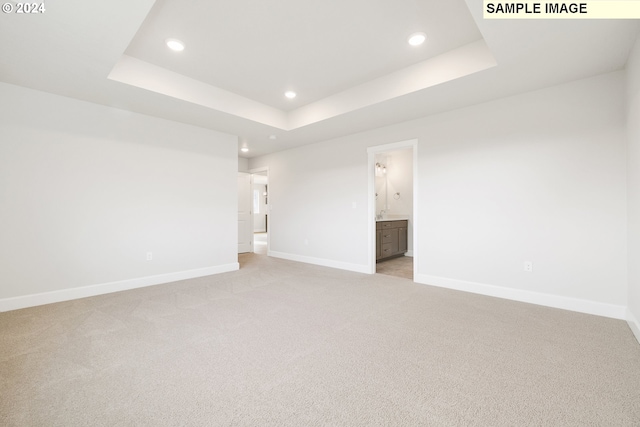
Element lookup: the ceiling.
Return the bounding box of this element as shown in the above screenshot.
[1,0,638,158]
[124,0,483,111]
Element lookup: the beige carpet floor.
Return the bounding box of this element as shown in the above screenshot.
[2,253,640,426]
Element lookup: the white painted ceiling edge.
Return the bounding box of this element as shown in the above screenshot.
[109,55,289,129]
[109,40,496,131]
[287,40,496,130]
[0,0,638,158]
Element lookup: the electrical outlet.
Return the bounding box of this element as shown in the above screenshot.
[524,261,532,272]
[146,252,153,261]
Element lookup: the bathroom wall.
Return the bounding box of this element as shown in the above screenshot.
[375,148,414,254]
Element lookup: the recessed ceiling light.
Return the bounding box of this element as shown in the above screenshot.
[269,135,277,140]
[284,91,296,99]
[166,38,185,52]
[240,147,249,153]
[407,32,426,47]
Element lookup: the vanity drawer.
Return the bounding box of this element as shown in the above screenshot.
[377,220,408,229]
[381,243,394,257]
[381,231,394,243]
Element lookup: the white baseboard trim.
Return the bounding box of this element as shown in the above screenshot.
[405,251,414,257]
[627,309,640,345]
[269,251,370,274]
[0,263,239,313]
[415,273,627,320]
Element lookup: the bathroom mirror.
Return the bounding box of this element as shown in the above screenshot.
[375,149,412,220]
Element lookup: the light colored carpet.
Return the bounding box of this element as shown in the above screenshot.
[1,253,639,426]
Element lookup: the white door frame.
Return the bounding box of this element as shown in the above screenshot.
[250,166,270,255]
[367,139,418,277]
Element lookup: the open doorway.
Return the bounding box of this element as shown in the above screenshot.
[368,140,417,280]
[251,168,269,255]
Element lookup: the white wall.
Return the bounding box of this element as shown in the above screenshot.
[626,33,640,340]
[238,157,250,173]
[253,184,267,232]
[0,83,239,310]
[375,154,388,214]
[417,73,626,317]
[250,71,628,318]
[250,138,371,272]
[384,149,413,218]
[375,150,412,215]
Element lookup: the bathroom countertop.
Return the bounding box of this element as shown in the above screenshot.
[376,217,409,222]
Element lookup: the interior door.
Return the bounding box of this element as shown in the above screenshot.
[237,173,253,253]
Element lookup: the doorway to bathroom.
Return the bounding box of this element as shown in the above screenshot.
[368,140,417,280]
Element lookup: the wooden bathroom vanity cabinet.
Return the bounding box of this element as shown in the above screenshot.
[376,219,408,261]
